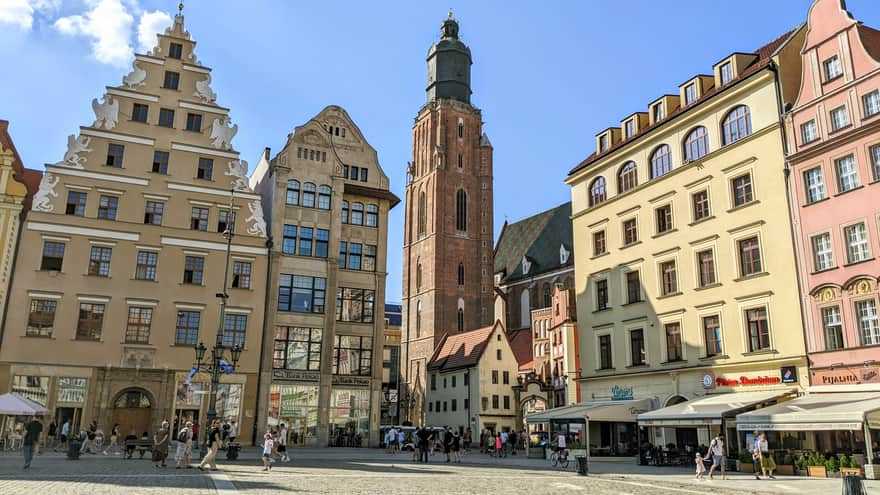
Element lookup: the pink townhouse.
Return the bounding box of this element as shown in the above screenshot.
[786,0,880,390]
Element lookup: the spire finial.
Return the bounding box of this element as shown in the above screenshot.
[178,1,184,14]
[448,9,453,19]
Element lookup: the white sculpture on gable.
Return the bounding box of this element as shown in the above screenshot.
[33,173,60,212]
[55,134,92,168]
[560,244,570,265]
[522,256,532,275]
[91,95,119,130]
[245,201,267,237]
[187,49,201,66]
[209,116,237,150]
[225,160,250,192]
[194,74,216,103]
[122,61,147,88]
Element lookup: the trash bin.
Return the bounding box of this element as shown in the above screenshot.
[67,440,82,460]
[842,474,868,495]
[575,455,588,476]
[225,442,240,460]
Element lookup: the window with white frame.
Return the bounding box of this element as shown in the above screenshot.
[856,299,880,345]
[821,306,844,351]
[720,62,733,84]
[746,306,771,352]
[624,120,635,138]
[835,154,860,192]
[870,144,880,181]
[811,233,834,271]
[844,223,870,263]
[684,83,697,105]
[864,90,880,118]
[803,167,826,203]
[823,55,842,81]
[831,106,850,131]
[800,120,818,144]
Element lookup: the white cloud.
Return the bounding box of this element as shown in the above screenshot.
[137,10,171,53]
[54,0,135,67]
[0,0,34,29]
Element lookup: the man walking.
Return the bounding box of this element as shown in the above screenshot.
[278,423,289,462]
[57,418,70,452]
[22,416,43,469]
[707,432,726,480]
[500,430,509,458]
[416,426,432,463]
[198,419,221,471]
[751,431,762,480]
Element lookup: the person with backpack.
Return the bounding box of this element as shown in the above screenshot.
[707,433,726,480]
[416,426,432,463]
[175,421,193,469]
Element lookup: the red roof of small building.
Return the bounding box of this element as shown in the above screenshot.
[427,322,503,372]
[0,120,42,211]
[507,328,533,372]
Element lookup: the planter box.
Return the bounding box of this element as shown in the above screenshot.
[739,462,755,473]
[796,470,808,477]
[776,464,794,476]
[839,467,863,478]
[807,465,827,478]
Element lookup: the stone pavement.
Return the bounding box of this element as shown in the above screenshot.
[0,447,876,494]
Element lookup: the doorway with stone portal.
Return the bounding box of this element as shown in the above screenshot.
[111,388,154,438]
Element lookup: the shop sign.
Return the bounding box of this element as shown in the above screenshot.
[272,369,320,382]
[611,385,633,400]
[701,372,716,390]
[332,375,371,387]
[810,366,880,386]
[780,366,798,384]
[715,375,781,387]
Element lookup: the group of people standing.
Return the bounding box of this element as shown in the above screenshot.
[694,431,776,481]
[480,428,523,457]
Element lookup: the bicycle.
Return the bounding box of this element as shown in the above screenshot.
[550,448,570,469]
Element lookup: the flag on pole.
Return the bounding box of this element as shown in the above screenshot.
[184,366,198,385]
[218,359,234,374]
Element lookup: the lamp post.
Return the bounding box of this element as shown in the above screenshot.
[192,189,243,456]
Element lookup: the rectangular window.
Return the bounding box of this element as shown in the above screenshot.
[222,314,247,348]
[665,322,683,361]
[492,395,499,409]
[835,154,860,192]
[623,218,638,245]
[144,201,164,225]
[598,335,612,369]
[845,223,870,263]
[625,119,634,138]
[125,307,153,344]
[190,207,209,231]
[630,329,645,366]
[720,62,733,84]
[315,229,329,258]
[332,335,372,375]
[350,166,359,180]
[626,271,641,304]
[738,236,762,276]
[363,244,376,272]
[503,396,510,410]
[131,103,148,123]
[106,143,124,167]
[278,274,326,313]
[158,108,175,128]
[856,299,880,345]
[217,210,235,234]
[692,190,710,221]
[273,327,322,370]
[732,173,753,207]
[97,195,118,220]
[339,241,347,269]
[746,307,771,352]
[864,90,880,118]
[185,113,202,132]
[431,374,436,390]
[659,260,677,295]
[282,225,296,254]
[655,205,672,233]
[26,300,57,337]
[175,311,200,345]
[823,55,842,81]
[183,256,204,285]
[335,288,375,323]
[801,120,818,144]
[76,303,105,340]
[197,157,213,179]
[491,370,499,384]
[684,83,697,104]
[365,205,378,227]
[40,241,65,271]
[812,233,834,271]
[88,246,112,277]
[168,42,183,59]
[596,279,608,310]
[163,71,180,90]
[503,371,509,385]
[232,261,251,289]
[452,399,457,411]
[822,306,844,351]
[803,167,826,203]
[599,134,608,151]
[593,230,606,256]
[703,315,722,356]
[152,150,169,174]
[66,191,87,216]
[135,251,158,281]
[298,227,313,256]
[653,102,664,122]
[871,144,880,181]
[697,249,716,287]
[831,106,850,131]
[348,243,362,270]
[361,168,368,182]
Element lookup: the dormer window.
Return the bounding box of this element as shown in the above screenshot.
[653,102,665,122]
[720,62,733,85]
[599,134,608,152]
[823,56,842,82]
[168,43,183,59]
[624,120,635,138]
[522,256,532,275]
[684,83,697,105]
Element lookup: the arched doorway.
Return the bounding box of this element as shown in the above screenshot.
[665,395,688,407]
[111,388,153,437]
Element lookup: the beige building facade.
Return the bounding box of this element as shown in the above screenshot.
[0,14,268,444]
[252,106,398,448]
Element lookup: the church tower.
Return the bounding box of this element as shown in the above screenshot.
[401,13,495,424]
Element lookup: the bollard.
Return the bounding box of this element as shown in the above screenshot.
[842,474,868,495]
[67,439,82,460]
[576,455,588,476]
[225,442,240,460]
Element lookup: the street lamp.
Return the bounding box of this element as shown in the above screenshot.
[191,189,243,456]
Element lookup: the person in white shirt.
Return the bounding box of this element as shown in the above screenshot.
[707,433,726,480]
[278,424,289,462]
[261,433,274,471]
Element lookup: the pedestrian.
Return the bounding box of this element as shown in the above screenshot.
[124,430,138,459]
[751,431,762,479]
[416,425,431,463]
[397,428,405,453]
[278,423,289,462]
[494,432,502,458]
[509,430,518,456]
[57,418,70,452]
[410,430,419,462]
[229,420,238,446]
[500,430,509,458]
[758,432,776,479]
[153,420,170,468]
[198,418,221,471]
[707,432,726,480]
[104,424,120,455]
[385,427,394,454]
[444,427,453,463]
[261,432,274,471]
[452,431,461,463]
[175,421,193,469]
[695,452,706,480]
[46,420,57,452]
[464,427,472,453]
[22,416,43,469]
[192,421,200,450]
[221,421,230,450]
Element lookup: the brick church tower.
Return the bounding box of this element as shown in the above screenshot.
[401,13,495,424]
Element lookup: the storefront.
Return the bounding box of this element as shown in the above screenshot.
[329,377,372,448]
[268,383,319,447]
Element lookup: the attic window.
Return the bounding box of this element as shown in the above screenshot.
[624,120,635,138]
[823,56,843,82]
[653,102,665,122]
[168,43,183,59]
[599,134,609,152]
[720,62,733,85]
[684,83,697,105]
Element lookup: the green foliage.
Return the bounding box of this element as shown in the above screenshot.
[739,451,753,464]
[795,455,807,470]
[807,452,827,467]
[782,453,793,465]
[825,456,838,472]
[839,455,851,469]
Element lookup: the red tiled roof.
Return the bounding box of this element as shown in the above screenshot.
[567,27,800,177]
[0,120,41,211]
[427,322,501,371]
[507,328,533,371]
[857,24,880,62]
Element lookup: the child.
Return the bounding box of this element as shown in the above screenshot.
[261,433,274,471]
[695,452,706,480]
[494,434,502,458]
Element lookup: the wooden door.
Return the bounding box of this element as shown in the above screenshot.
[112,408,152,437]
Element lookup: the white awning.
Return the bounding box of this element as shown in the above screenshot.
[637,390,795,427]
[525,399,653,424]
[736,392,880,431]
[0,393,49,416]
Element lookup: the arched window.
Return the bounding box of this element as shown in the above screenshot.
[455,189,467,232]
[683,126,709,161]
[722,105,751,145]
[650,144,672,178]
[520,289,530,328]
[317,185,331,209]
[589,177,607,206]
[457,263,465,286]
[365,204,378,227]
[341,200,349,224]
[618,162,638,193]
[302,182,316,208]
[417,191,426,236]
[416,260,422,290]
[458,122,464,138]
[286,180,300,205]
[457,308,464,332]
[350,202,364,225]
[416,300,422,338]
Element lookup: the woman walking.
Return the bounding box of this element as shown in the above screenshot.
[198,419,221,471]
[452,431,462,463]
[261,433,274,471]
[153,421,170,468]
[103,424,120,455]
[175,421,193,469]
[758,432,776,479]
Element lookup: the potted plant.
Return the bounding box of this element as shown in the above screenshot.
[825,455,839,478]
[807,452,827,478]
[839,455,863,477]
[775,453,795,476]
[795,455,808,476]
[738,451,754,473]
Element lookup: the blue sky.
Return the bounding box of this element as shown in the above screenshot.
[2,0,879,303]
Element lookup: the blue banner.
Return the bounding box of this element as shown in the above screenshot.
[218,359,234,374]
[184,366,198,385]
